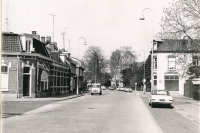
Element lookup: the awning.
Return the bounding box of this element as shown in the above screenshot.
[192,81,200,85]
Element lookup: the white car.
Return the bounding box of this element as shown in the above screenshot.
[148,90,173,108]
[124,88,132,92]
[101,86,106,90]
[120,87,125,91]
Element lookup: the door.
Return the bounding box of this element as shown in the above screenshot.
[23,75,30,96]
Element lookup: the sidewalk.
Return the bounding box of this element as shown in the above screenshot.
[139,91,200,126]
[1,91,89,118]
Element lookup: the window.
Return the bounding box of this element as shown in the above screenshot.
[165,75,179,80]
[193,59,199,66]
[26,40,31,52]
[168,57,176,70]
[154,76,157,85]
[1,66,8,73]
[23,67,30,73]
[153,56,157,69]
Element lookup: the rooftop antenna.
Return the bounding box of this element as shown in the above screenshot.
[61,27,66,50]
[6,0,9,32]
[49,14,56,42]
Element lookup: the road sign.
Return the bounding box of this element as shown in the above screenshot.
[143,79,146,83]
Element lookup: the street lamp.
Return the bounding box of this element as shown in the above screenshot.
[135,82,137,91]
[140,50,146,93]
[140,8,154,91]
[77,37,87,95]
[78,37,87,59]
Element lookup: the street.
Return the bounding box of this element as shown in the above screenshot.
[2,90,200,133]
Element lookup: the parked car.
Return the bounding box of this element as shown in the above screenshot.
[91,83,102,95]
[124,88,132,92]
[110,87,115,90]
[116,87,121,91]
[120,87,125,91]
[148,90,173,108]
[101,86,106,90]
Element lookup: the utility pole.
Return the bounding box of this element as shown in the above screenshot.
[49,14,56,42]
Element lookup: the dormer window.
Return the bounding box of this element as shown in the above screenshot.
[26,40,31,52]
[153,42,157,51]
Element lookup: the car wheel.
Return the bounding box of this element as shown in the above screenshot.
[91,93,93,95]
[149,102,151,106]
[151,102,154,108]
[99,92,102,95]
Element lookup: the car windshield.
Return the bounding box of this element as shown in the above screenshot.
[152,90,169,95]
[92,85,100,88]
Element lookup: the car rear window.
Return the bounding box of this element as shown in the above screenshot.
[92,85,100,88]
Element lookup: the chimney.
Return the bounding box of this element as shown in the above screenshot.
[46,36,51,43]
[51,42,55,51]
[32,31,36,35]
[54,42,57,47]
[41,37,45,43]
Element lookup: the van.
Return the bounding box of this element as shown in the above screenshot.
[91,83,102,95]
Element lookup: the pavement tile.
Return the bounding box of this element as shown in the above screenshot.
[1,91,89,118]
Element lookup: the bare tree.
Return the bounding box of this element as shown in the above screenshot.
[158,0,200,45]
[109,46,136,81]
[82,46,108,83]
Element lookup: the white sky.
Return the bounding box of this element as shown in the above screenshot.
[2,0,174,62]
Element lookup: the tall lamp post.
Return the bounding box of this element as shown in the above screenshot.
[140,8,154,91]
[77,37,87,95]
[140,50,146,93]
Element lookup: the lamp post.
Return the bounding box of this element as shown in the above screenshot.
[140,50,146,93]
[135,82,137,91]
[77,37,87,95]
[68,39,70,53]
[140,8,154,91]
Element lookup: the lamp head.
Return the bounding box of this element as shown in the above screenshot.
[83,41,87,45]
[139,16,145,20]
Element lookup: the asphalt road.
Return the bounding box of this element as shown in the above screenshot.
[2,90,162,133]
[2,90,199,133]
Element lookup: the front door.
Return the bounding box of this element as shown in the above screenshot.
[23,75,30,96]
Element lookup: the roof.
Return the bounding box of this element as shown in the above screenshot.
[192,81,200,85]
[156,39,200,52]
[2,32,22,52]
[33,38,50,57]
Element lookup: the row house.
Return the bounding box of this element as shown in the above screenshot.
[152,39,200,94]
[1,31,85,98]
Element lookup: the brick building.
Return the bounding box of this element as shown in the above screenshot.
[1,31,84,98]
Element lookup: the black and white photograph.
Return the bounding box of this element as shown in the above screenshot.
[1,0,200,132]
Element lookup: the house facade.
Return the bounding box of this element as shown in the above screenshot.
[152,39,200,95]
[1,31,85,98]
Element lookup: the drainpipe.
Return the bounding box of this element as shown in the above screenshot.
[17,56,20,98]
